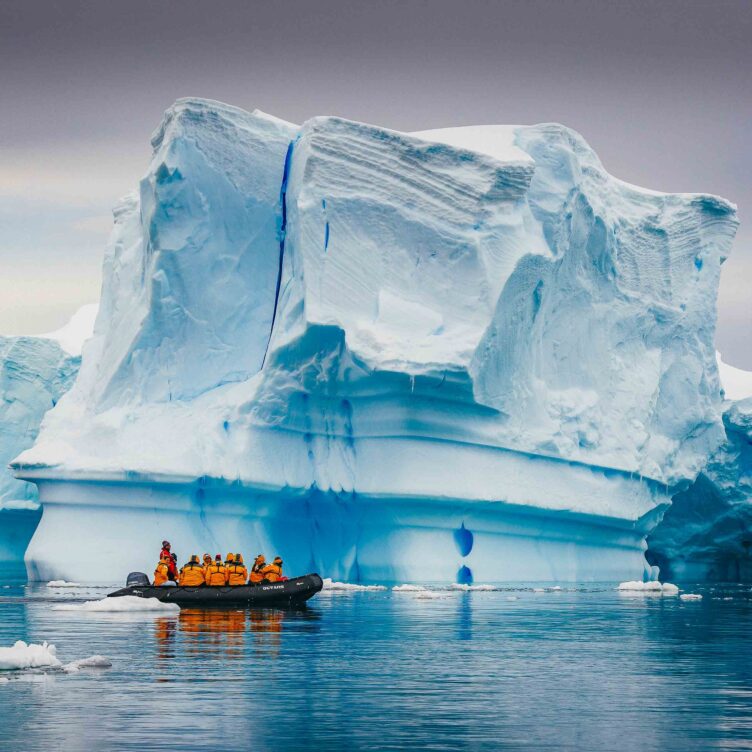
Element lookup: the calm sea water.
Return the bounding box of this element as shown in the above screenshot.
[1,580,751,751]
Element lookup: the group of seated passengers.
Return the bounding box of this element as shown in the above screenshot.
[154,542,283,587]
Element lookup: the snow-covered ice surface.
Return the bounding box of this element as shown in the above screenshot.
[52,595,180,613]
[40,303,98,357]
[11,98,739,584]
[648,360,752,582]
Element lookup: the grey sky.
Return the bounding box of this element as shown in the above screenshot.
[1,0,750,365]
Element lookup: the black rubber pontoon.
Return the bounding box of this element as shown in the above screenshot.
[108,573,323,607]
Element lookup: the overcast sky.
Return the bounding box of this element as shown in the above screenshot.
[1,0,750,365]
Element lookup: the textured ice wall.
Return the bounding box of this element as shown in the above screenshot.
[648,363,752,581]
[0,337,80,563]
[13,99,739,582]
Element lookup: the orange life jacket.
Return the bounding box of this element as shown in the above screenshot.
[226,563,248,586]
[260,562,282,583]
[249,556,266,583]
[154,560,170,586]
[178,562,205,587]
[205,561,227,586]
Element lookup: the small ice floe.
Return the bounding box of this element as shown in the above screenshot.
[321,578,386,592]
[392,584,427,592]
[545,586,562,592]
[47,581,83,588]
[533,588,545,593]
[0,641,61,671]
[62,655,112,673]
[680,593,703,601]
[617,581,679,595]
[0,641,111,674]
[414,591,447,600]
[450,584,495,591]
[506,596,518,601]
[52,595,180,613]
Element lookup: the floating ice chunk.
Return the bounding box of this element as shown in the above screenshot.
[48,580,83,588]
[392,584,427,592]
[533,588,545,593]
[546,586,562,591]
[680,593,703,601]
[617,581,678,595]
[62,655,112,673]
[0,641,61,671]
[450,584,496,591]
[618,580,662,591]
[321,578,386,592]
[506,596,519,601]
[52,596,179,612]
[414,591,448,600]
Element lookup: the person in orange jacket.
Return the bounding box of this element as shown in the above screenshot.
[202,553,212,576]
[226,554,248,585]
[260,556,283,583]
[205,554,227,586]
[154,556,171,586]
[248,554,266,584]
[178,555,206,586]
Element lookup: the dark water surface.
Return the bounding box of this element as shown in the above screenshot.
[1,581,751,751]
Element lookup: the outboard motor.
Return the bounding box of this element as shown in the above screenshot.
[126,571,150,587]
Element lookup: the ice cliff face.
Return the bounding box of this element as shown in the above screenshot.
[0,335,81,565]
[12,98,739,583]
[648,360,752,581]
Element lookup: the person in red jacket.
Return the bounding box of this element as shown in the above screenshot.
[160,541,178,581]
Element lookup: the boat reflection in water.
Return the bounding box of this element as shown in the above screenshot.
[154,607,316,667]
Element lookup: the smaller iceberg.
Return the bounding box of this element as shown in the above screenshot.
[0,306,94,570]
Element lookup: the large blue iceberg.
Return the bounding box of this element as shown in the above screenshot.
[12,99,739,583]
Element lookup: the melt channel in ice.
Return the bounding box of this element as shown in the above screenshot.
[11,98,739,585]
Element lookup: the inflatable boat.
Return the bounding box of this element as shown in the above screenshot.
[108,572,324,607]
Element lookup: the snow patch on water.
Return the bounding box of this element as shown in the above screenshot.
[52,596,180,612]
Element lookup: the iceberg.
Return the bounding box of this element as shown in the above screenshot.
[12,98,738,584]
[0,319,87,568]
[647,359,752,581]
